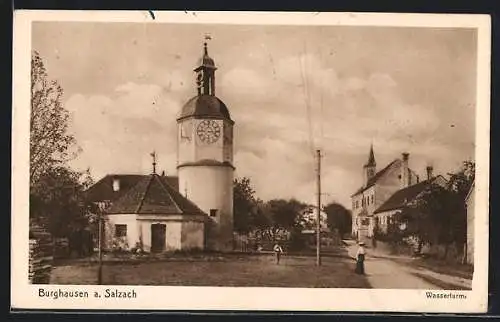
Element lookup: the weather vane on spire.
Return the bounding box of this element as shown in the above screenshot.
[150,151,157,174]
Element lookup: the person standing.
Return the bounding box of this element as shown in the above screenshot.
[355,242,366,275]
[273,243,284,265]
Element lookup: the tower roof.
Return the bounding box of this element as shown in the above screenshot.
[195,42,216,69]
[365,144,376,167]
[105,174,206,215]
[177,95,232,122]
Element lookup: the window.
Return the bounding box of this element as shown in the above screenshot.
[115,224,127,237]
[371,195,374,204]
[210,209,218,217]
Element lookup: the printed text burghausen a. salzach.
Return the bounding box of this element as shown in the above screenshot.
[38,288,137,299]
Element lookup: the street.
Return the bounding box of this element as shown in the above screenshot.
[344,240,472,290]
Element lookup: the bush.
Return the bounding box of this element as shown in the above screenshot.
[288,228,307,251]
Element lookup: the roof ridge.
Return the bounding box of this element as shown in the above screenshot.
[153,175,183,214]
[135,175,153,214]
[160,177,207,215]
[351,159,399,196]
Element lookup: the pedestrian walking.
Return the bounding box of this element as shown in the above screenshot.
[354,241,366,275]
[273,243,284,265]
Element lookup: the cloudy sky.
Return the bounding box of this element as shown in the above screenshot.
[32,22,477,208]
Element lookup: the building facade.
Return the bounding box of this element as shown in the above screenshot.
[351,146,421,241]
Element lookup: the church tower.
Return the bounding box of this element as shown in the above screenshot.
[363,144,376,186]
[176,41,235,251]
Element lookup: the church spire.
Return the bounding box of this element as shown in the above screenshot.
[363,144,376,186]
[366,143,376,167]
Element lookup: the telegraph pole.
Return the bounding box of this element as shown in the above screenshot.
[97,203,105,285]
[316,149,322,266]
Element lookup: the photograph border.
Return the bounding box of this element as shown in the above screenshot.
[11,10,491,313]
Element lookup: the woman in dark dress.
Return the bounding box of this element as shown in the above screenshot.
[355,242,366,274]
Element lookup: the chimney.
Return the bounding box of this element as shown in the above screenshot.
[426,166,434,180]
[112,177,120,192]
[401,152,410,188]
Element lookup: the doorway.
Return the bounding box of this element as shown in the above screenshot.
[151,224,166,252]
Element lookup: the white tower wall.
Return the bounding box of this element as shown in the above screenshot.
[178,165,234,251]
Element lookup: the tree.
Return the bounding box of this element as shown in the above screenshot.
[30,51,79,186]
[233,177,260,234]
[261,199,309,248]
[30,166,95,238]
[398,161,475,257]
[323,202,352,237]
[29,51,93,248]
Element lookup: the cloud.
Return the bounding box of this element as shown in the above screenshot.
[214,53,455,206]
[66,82,184,179]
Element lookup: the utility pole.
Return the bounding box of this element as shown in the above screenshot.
[97,202,105,285]
[316,149,322,266]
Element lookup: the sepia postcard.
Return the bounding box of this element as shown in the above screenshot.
[12,10,490,313]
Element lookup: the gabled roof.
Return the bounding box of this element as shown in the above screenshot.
[106,174,206,215]
[85,174,179,203]
[374,176,447,214]
[352,160,398,196]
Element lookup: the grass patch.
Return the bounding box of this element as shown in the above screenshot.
[51,253,370,288]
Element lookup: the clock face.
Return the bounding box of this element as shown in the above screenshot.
[196,119,221,144]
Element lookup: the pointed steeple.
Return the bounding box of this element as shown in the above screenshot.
[365,144,376,167]
[363,144,377,186]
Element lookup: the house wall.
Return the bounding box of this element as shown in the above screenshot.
[466,186,475,265]
[351,186,376,237]
[104,214,205,252]
[181,221,205,249]
[137,219,181,251]
[374,209,400,233]
[103,214,139,251]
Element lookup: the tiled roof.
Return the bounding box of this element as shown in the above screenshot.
[106,174,206,215]
[374,177,444,214]
[352,160,398,196]
[85,174,179,203]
